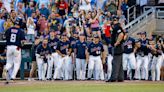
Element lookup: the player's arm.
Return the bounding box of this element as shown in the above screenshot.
[56,43,65,57]
[86,45,90,64]
[36,45,42,58]
[101,45,106,64]
[85,49,89,64]
[114,32,124,47]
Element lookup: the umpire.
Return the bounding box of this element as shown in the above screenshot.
[107,16,125,82]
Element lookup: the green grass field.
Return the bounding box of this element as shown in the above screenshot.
[0,81,164,92]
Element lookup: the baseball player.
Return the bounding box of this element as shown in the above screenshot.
[87,34,105,80]
[150,39,163,81]
[47,31,59,80]
[54,34,72,80]
[134,38,150,80]
[36,38,52,81]
[3,18,25,82]
[139,32,150,80]
[123,32,136,80]
[69,31,79,80]
[74,33,88,80]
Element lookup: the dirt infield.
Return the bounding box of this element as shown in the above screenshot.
[0,80,164,86]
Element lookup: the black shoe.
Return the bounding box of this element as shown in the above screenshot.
[118,80,124,82]
[133,78,139,80]
[106,79,116,82]
[54,78,61,81]
[47,78,52,81]
[87,78,91,80]
[141,79,145,81]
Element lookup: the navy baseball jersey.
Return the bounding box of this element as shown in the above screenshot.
[136,45,149,56]
[69,37,78,49]
[48,37,59,53]
[5,27,25,48]
[36,44,52,57]
[75,40,87,59]
[123,37,135,54]
[56,41,71,55]
[140,38,149,46]
[88,42,104,56]
[155,44,162,57]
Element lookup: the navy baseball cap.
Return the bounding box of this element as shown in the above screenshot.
[137,32,141,35]
[79,33,85,36]
[135,39,140,43]
[93,34,99,38]
[141,31,146,35]
[73,31,78,34]
[62,33,67,37]
[113,16,119,21]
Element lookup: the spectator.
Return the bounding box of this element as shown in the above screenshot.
[0,12,5,40]
[4,16,14,31]
[25,1,36,18]
[37,15,48,34]
[48,13,60,32]
[16,2,25,15]
[89,11,101,39]
[37,0,50,9]
[106,0,117,15]
[56,0,68,17]
[117,10,126,27]
[121,0,128,19]
[79,0,92,11]
[26,17,36,42]
[39,4,50,19]
[10,10,17,23]
[95,0,106,10]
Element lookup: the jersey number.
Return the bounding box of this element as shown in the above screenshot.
[10,34,16,42]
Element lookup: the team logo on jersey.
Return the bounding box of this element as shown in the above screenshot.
[49,42,57,47]
[91,47,101,53]
[11,29,18,33]
[124,40,132,46]
[40,50,50,56]
[60,45,69,51]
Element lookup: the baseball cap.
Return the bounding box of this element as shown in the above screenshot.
[73,31,78,34]
[135,39,140,43]
[79,33,85,36]
[61,33,67,37]
[140,31,146,35]
[14,17,22,26]
[137,32,141,35]
[113,16,119,21]
[93,34,99,38]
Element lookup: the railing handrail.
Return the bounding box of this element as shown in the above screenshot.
[127,5,136,24]
[124,8,154,30]
[144,6,164,12]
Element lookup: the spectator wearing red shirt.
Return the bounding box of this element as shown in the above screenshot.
[102,19,112,44]
[56,0,68,17]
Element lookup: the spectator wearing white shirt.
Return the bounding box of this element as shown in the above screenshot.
[79,0,92,11]
[37,0,50,9]
[26,17,36,42]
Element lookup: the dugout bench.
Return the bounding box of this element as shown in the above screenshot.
[0,40,33,80]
